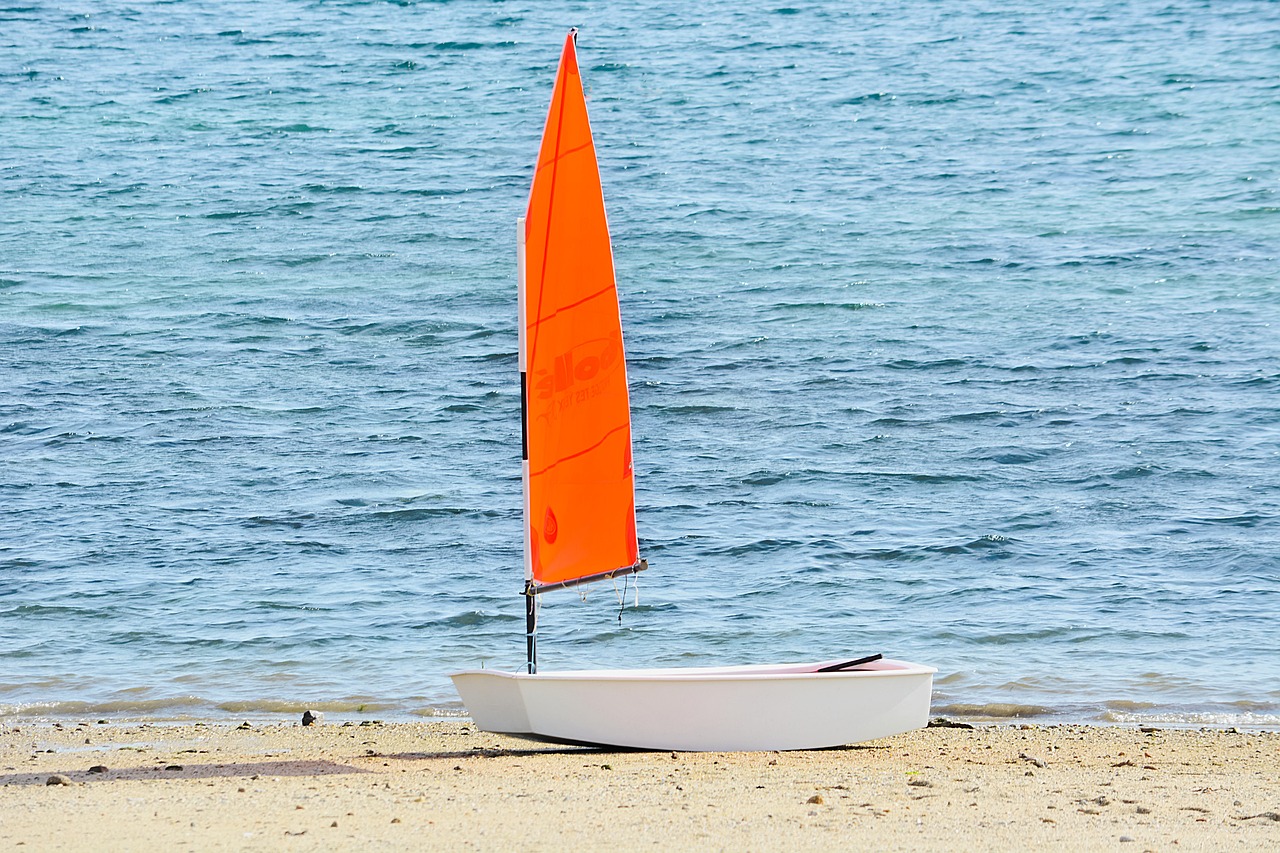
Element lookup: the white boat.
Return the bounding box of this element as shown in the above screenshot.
[450,30,935,752]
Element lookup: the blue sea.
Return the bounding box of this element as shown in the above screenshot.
[3,0,1278,729]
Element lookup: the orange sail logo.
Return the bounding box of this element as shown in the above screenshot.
[543,507,559,544]
[533,337,623,401]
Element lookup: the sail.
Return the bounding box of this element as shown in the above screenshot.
[521,30,640,589]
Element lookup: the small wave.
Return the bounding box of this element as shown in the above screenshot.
[2,603,106,618]
[929,535,1017,556]
[245,514,314,529]
[273,124,331,134]
[658,405,736,415]
[302,183,363,194]
[1109,465,1160,480]
[942,410,1009,424]
[217,699,397,715]
[1,696,209,717]
[960,626,1077,645]
[410,706,468,718]
[932,702,1054,719]
[773,301,884,312]
[907,472,983,483]
[741,471,791,486]
[837,92,894,105]
[424,611,519,629]
[1183,513,1269,528]
[1105,700,1158,711]
[706,538,804,558]
[431,41,510,51]
[977,449,1051,465]
[1099,709,1280,730]
[368,507,504,521]
[885,358,969,370]
[204,210,260,220]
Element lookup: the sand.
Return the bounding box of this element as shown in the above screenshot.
[1,719,1275,851]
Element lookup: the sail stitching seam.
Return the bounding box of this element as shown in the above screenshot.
[528,422,629,478]
[527,283,615,329]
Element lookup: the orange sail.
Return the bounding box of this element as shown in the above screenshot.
[521,30,641,590]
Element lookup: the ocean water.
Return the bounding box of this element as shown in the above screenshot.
[3,0,1278,728]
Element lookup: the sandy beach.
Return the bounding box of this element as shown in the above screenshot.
[0,719,1274,851]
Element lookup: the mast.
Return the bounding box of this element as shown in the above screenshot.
[518,215,537,674]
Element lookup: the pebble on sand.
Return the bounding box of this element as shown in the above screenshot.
[46,775,73,786]
[1019,752,1048,768]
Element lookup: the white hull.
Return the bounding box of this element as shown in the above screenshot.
[450,658,935,751]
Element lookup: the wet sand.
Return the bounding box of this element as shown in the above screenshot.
[1,720,1275,851]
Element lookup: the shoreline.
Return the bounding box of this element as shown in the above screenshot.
[5,707,1279,734]
[5,694,1279,733]
[2,720,1275,850]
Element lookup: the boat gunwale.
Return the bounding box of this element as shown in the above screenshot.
[451,659,937,682]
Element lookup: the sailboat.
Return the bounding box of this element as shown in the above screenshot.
[450,30,935,752]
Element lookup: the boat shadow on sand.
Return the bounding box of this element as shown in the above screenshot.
[1,744,622,786]
[378,740,895,760]
[0,759,371,786]
[3,741,898,785]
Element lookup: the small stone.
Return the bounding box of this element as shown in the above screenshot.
[1136,806,1151,814]
[330,821,338,828]
[807,795,824,805]
[1119,836,1134,843]
[302,710,322,727]
[391,818,401,824]
[46,775,73,786]
[907,779,932,787]
[237,722,252,730]
[88,765,108,774]
[1025,770,1035,777]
